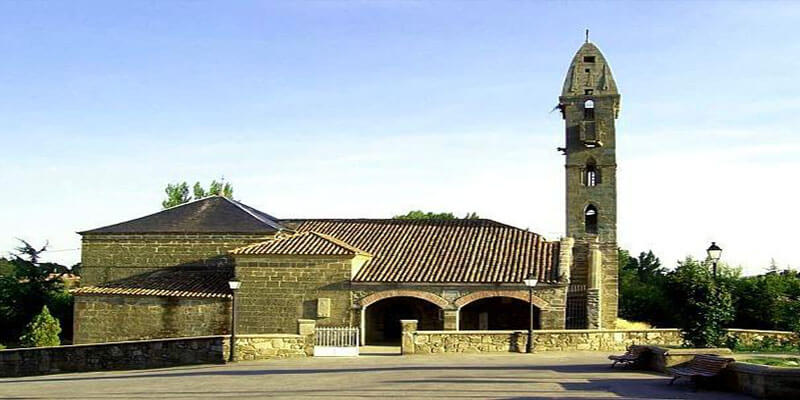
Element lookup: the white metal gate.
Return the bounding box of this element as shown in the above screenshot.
[314,327,359,357]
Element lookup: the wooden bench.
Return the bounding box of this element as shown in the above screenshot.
[608,345,647,368]
[667,354,735,386]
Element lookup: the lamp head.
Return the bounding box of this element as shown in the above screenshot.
[523,272,538,288]
[706,242,722,262]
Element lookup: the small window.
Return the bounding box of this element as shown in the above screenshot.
[584,89,593,95]
[585,205,598,234]
[583,56,596,63]
[585,159,599,187]
[585,68,591,73]
[584,99,595,120]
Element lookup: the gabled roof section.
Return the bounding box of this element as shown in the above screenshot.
[281,219,561,284]
[80,196,285,234]
[71,269,232,299]
[231,231,370,256]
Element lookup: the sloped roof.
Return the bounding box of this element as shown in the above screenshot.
[231,231,370,256]
[80,196,284,234]
[281,219,561,284]
[72,269,231,298]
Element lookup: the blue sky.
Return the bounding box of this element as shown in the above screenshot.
[1,1,799,275]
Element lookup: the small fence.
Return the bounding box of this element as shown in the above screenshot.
[566,285,588,329]
[314,327,359,357]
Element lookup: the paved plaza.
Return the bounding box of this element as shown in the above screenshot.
[0,351,748,399]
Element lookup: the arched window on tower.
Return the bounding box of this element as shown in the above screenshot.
[583,99,595,120]
[584,158,600,187]
[585,205,598,234]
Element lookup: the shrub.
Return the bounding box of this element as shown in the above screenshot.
[19,305,61,347]
[668,257,734,348]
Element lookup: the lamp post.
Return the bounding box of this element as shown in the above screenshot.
[228,277,241,363]
[706,242,722,279]
[523,273,539,354]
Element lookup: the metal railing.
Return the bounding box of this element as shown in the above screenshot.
[315,327,359,348]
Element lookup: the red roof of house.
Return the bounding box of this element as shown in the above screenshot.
[231,231,370,256]
[72,269,232,298]
[277,219,561,284]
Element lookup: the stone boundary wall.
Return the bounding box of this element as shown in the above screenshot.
[405,328,684,354]
[721,361,800,399]
[727,328,799,347]
[231,334,311,361]
[403,326,798,355]
[0,336,226,378]
[1,320,318,378]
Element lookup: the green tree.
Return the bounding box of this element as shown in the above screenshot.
[193,179,233,200]
[668,257,735,347]
[393,210,480,220]
[0,240,72,344]
[0,257,14,276]
[163,179,234,209]
[766,258,779,273]
[732,269,800,332]
[162,182,191,208]
[19,305,61,347]
[618,249,676,327]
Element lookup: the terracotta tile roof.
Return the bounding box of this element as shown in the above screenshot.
[80,196,284,234]
[231,231,370,256]
[281,219,561,283]
[71,269,232,298]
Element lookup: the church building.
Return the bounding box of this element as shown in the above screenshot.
[72,39,620,345]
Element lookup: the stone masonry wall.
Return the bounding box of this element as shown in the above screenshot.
[234,255,353,334]
[80,233,272,286]
[73,295,230,344]
[0,336,226,378]
[727,328,799,347]
[229,334,311,361]
[600,242,619,328]
[405,328,797,354]
[406,328,684,354]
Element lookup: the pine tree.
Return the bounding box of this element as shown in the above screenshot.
[19,305,61,347]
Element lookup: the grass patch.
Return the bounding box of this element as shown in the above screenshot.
[742,357,800,367]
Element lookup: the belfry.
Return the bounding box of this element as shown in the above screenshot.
[560,37,620,329]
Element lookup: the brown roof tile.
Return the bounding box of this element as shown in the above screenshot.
[283,219,560,283]
[231,231,370,256]
[71,269,232,298]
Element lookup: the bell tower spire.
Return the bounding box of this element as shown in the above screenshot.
[559,38,620,329]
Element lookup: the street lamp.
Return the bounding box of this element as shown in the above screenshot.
[706,242,722,279]
[523,273,539,354]
[228,277,241,362]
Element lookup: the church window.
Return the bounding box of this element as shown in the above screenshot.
[585,205,598,234]
[584,99,595,120]
[585,159,600,186]
[583,56,596,63]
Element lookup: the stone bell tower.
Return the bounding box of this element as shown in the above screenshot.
[559,36,620,329]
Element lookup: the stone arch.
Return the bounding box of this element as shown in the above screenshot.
[359,290,449,309]
[454,290,549,310]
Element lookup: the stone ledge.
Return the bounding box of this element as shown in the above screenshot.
[728,362,800,376]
